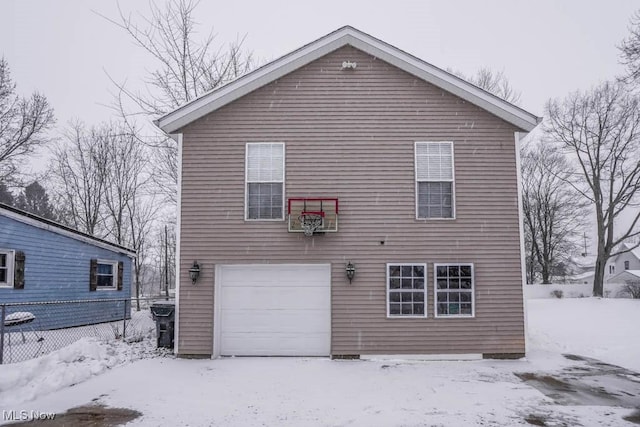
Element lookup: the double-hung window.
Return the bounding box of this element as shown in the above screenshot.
[435,263,474,317]
[90,258,123,291]
[246,143,285,220]
[0,249,14,288]
[96,260,118,289]
[387,263,427,317]
[415,142,454,219]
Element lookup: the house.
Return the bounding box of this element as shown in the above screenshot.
[565,254,616,285]
[0,203,135,330]
[155,26,540,359]
[606,242,640,286]
[609,242,640,276]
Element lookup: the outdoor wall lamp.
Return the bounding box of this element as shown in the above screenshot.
[189,260,201,285]
[346,261,356,284]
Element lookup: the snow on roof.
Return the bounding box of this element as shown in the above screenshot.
[621,242,640,261]
[567,271,595,280]
[155,26,540,135]
[607,270,640,282]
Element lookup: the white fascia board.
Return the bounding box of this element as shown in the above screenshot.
[1,209,136,258]
[157,32,351,134]
[346,35,540,132]
[156,27,540,134]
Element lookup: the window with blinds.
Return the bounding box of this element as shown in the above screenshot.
[245,143,285,220]
[415,142,454,219]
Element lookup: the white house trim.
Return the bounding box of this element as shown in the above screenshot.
[174,133,183,356]
[155,26,541,134]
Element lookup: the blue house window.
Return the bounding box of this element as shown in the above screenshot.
[97,261,117,289]
[90,259,123,291]
[0,250,14,288]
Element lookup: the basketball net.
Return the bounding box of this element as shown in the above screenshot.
[299,213,323,236]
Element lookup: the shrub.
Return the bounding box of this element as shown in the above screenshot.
[617,282,640,299]
[550,289,564,299]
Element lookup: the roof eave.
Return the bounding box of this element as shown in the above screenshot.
[156,26,540,134]
[0,204,136,258]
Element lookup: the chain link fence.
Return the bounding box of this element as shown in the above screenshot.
[0,297,174,364]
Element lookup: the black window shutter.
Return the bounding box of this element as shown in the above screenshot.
[90,258,98,291]
[117,261,124,291]
[14,251,25,289]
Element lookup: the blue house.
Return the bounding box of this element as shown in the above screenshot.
[0,203,135,330]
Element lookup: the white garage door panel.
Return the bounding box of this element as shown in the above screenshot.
[221,310,330,333]
[222,333,329,356]
[218,264,331,356]
[221,286,330,309]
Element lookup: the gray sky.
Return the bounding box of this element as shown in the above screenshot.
[2,0,637,129]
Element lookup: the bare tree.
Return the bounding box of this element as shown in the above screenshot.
[450,67,521,105]
[521,140,588,283]
[102,123,150,246]
[0,58,55,180]
[546,81,640,296]
[50,122,110,235]
[620,10,640,84]
[126,193,159,310]
[103,0,255,203]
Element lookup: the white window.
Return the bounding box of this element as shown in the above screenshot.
[415,142,454,219]
[609,265,615,274]
[387,263,427,317]
[624,260,630,270]
[435,263,474,317]
[0,249,14,287]
[245,143,285,220]
[97,260,118,289]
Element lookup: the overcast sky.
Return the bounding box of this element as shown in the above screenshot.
[2,0,638,129]
[2,0,638,247]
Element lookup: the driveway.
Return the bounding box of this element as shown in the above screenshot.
[7,354,640,426]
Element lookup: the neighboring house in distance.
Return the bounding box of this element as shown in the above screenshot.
[610,242,640,275]
[0,203,135,329]
[565,254,616,285]
[156,26,540,359]
[607,242,640,287]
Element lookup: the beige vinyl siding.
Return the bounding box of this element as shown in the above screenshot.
[177,45,525,356]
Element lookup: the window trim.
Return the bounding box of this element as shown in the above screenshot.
[244,142,286,221]
[433,263,475,318]
[386,262,428,318]
[96,259,119,290]
[414,141,456,220]
[0,249,15,288]
[624,260,630,270]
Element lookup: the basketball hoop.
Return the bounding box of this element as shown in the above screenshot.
[299,213,324,236]
[287,198,338,234]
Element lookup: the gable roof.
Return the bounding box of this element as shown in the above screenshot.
[619,242,640,261]
[607,270,640,283]
[0,203,136,257]
[155,26,541,134]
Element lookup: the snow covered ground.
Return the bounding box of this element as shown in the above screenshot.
[0,298,639,426]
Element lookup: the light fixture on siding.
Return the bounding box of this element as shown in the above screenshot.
[346,261,356,284]
[189,261,201,285]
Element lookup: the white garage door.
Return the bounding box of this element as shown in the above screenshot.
[218,264,331,356]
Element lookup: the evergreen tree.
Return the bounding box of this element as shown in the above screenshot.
[0,181,14,205]
[16,181,57,221]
